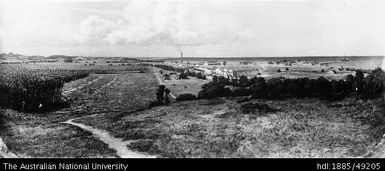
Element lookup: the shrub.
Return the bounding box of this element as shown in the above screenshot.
[198,82,232,99]
[179,73,188,79]
[196,68,385,101]
[149,100,163,107]
[163,74,171,80]
[239,76,249,87]
[249,77,267,98]
[360,68,384,99]
[176,93,197,101]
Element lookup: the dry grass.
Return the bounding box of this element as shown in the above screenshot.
[1,109,118,158]
[79,97,384,158]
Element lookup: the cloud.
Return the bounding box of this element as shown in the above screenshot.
[78,1,256,51]
[79,16,115,45]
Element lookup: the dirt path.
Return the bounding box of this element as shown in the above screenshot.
[62,116,155,158]
[0,137,18,158]
[152,68,177,99]
[59,73,159,158]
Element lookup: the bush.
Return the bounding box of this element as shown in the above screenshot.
[360,68,384,99]
[198,82,232,99]
[176,93,197,101]
[163,74,171,80]
[196,72,206,80]
[149,100,163,107]
[197,68,385,101]
[179,73,188,79]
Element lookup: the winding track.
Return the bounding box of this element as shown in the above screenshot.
[152,68,177,99]
[0,138,18,158]
[62,115,155,158]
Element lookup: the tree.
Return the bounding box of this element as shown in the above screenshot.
[156,85,165,104]
[164,88,171,105]
[163,74,171,80]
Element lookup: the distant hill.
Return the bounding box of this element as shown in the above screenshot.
[48,55,78,59]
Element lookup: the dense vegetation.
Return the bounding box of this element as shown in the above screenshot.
[0,64,149,112]
[149,85,171,107]
[198,68,385,100]
[0,70,89,112]
[176,93,197,101]
[0,111,5,131]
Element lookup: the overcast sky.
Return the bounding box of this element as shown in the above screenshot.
[0,0,384,57]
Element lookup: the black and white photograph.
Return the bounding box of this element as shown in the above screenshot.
[0,0,384,160]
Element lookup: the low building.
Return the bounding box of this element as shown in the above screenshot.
[240,61,253,65]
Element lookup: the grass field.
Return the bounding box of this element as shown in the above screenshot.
[1,62,384,158]
[0,64,159,157]
[76,96,385,158]
[152,67,209,97]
